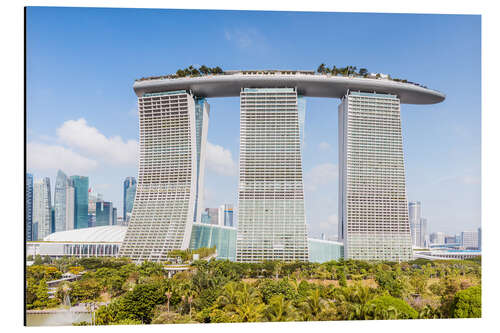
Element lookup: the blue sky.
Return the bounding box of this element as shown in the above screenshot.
[26,7,481,238]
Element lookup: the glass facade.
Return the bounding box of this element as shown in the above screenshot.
[70,176,89,230]
[123,177,136,223]
[96,201,113,227]
[190,223,237,261]
[54,170,73,233]
[308,239,344,263]
[193,98,209,223]
[26,173,33,241]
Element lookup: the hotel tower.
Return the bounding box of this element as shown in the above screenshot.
[236,88,309,262]
[119,90,209,262]
[338,91,412,261]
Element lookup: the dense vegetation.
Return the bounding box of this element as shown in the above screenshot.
[136,65,223,81]
[26,256,481,324]
[315,63,413,84]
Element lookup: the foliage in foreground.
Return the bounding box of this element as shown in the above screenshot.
[26,256,481,323]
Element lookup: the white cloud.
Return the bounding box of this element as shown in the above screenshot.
[205,142,237,176]
[27,142,98,175]
[56,118,138,165]
[318,141,332,151]
[304,163,337,191]
[224,28,268,50]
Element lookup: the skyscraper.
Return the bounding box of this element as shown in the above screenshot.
[222,204,234,227]
[65,185,75,231]
[236,88,309,262]
[408,201,421,247]
[33,177,51,240]
[112,207,117,225]
[119,90,209,262]
[54,170,75,233]
[96,201,113,227]
[123,177,137,223]
[70,175,89,229]
[26,173,33,241]
[338,91,412,261]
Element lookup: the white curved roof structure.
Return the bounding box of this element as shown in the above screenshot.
[43,226,127,243]
[134,71,445,105]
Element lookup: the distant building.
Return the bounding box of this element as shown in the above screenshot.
[445,236,457,244]
[65,185,75,231]
[430,232,445,245]
[54,170,74,233]
[408,201,429,248]
[123,177,136,223]
[88,214,96,228]
[88,188,103,215]
[202,204,235,226]
[461,230,479,249]
[51,207,55,234]
[70,176,89,229]
[33,177,52,240]
[26,173,33,241]
[222,204,234,227]
[478,227,482,250]
[96,201,113,227]
[112,207,117,225]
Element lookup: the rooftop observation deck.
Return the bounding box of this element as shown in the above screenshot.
[133,70,445,105]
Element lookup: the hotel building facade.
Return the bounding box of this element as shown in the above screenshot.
[120,70,444,263]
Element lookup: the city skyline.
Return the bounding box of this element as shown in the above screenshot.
[26,8,481,237]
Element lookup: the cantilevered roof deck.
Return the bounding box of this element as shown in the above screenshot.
[133,71,445,105]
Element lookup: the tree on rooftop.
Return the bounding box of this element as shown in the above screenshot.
[317,63,326,74]
[199,65,209,75]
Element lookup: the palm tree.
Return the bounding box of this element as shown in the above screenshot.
[317,63,326,74]
[299,288,324,320]
[165,290,172,312]
[267,294,298,321]
[216,282,239,308]
[199,65,209,75]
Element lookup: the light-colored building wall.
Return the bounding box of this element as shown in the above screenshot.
[461,230,479,249]
[33,177,52,240]
[339,91,412,261]
[119,90,208,262]
[236,88,309,262]
[65,186,75,231]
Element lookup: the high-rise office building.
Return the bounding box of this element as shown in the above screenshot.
[408,201,429,248]
[70,176,89,229]
[409,201,421,246]
[33,177,52,240]
[65,185,75,231]
[430,232,445,245]
[123,177,137,222]
[120,90,209,262]
[96,201,113,227]
[26,173,33,241]
[338,91,412,261]
[461,230,479,249]
[236,88,309,262]
[112,207,117,225]
[54,170,75,233]
[222,204,234,227]
[50,207,55,234]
